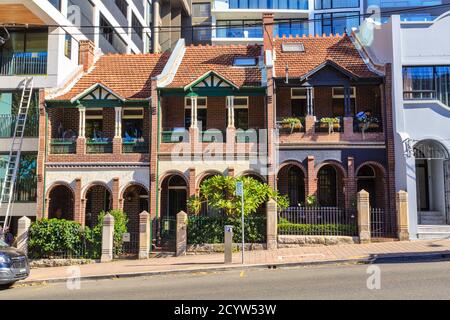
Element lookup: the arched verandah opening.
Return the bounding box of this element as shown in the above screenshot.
[198,172,222,216]
[356,164,386,209]
[414,140,450,225]
[84,184,112,229]
[48,184,74,220]
[241,171,268,214]
[277,164,306,207]
[317,164,345,208]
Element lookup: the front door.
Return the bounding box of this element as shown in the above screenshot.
[416,160,430,212]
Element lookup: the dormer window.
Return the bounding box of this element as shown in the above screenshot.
[281,43,305,52]
[233,57,257,67]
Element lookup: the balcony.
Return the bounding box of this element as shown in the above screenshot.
[86,139,113,154]
[0,52,47,76]
[50,139,76,154]
[0,114,39,137]
[122,140,149,153]
[228,0,308,10]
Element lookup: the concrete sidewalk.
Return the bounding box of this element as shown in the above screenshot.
[21,238,450,285]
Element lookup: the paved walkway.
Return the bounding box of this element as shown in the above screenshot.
[22,238,450,284]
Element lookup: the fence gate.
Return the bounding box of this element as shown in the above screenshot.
[154,216,177,252]
[370,208,397,239]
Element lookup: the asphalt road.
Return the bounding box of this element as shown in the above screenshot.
[1,261,449,300]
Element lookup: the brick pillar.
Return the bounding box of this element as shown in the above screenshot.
[44,197,50,219]
[346,157,356,209]
[304,115,315,137]
[36,89,46,220]
[343,117,354,139]
[266,199,277,250]
[188,168,196,198]
[226,127,235,154]
[112,177,120,210]
[307,156,317,196]
[227,167,235,177]
[396,190,409,241]
[76,137,86,155]
[74,178,83,224]
[262,13,274,53]
[176,211,187,257]
[101,213,114,262]
[357,190,371,244]
[149,81,159,218]
[139,211,150,259]
[78,40,95,72]
[16,216,31,255]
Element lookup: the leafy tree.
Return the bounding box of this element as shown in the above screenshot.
[188,176,289,217]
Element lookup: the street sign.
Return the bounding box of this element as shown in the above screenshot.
[236,181,243,196]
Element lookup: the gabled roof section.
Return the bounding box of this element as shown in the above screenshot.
[273,34,380,79]
[52,52,170,101]
[70,83,125,103]
[165,44,263,89]
[185,71,239,91]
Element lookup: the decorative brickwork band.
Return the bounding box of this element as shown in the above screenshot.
[396,190,410,241]
[357,190,371,244]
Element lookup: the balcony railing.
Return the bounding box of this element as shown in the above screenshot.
[228,0,308,10]
[0,52,47,76]
[50,139,76,154]
[0,114,39,137]
[122,140,149,153]
[0,178,37,203]
[161,129,189,143]
[86,140,113,154]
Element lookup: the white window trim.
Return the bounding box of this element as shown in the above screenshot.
[85,108,103,120]
[233,96,249,108]
[122,107,144,119]
[291,88,308,99]
[184,97,208,109]
[332,87,356,98]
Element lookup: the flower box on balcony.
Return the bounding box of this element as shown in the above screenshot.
[278,117,304,134]
[318,117,341,133]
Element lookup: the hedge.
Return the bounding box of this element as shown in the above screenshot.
[278,223,357,236]
[187,215,266,244]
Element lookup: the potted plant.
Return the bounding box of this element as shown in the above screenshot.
[280,117,303,133]
[356,112,380,134]
[319,117,340,133]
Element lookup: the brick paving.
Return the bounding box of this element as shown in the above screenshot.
[21,238,450,284]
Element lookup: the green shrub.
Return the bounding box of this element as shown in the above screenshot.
[90,210,129,256]
[278,223,357,236]
[187,215,266,244]
[28,219,91,259]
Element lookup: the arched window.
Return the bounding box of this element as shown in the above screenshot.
[317,165,337,207]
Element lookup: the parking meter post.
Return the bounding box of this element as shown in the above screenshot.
[241,192,245,265]
[224,225,233,264]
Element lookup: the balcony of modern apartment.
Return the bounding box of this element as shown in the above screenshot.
[275,84,386,145]
[46,106,150,162]
[159,94,267,156]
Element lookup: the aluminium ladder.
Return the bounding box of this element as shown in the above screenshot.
[0,77,34,234]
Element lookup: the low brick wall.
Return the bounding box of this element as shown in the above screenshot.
[278,235,359,248]
[187,243,266,254]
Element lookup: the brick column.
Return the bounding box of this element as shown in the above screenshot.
[74,178,83,224]
[149,81,159,218]
[139,211,150,259]
[16,216,31,255]
[396,190,409,241]
[304,115,315,136]
[357,190,371,244]
[112,177,120,210]
[343,117,354,139]
[176,211,187,257]
[346,157,356,209]
[36,89,46,220]
[188,168,196,198]
[307,156,317,197]
[266,199,277,250]
[101,213,114,262]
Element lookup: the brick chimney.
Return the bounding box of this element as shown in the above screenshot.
[78,40,95,72]
[262,13,274,53]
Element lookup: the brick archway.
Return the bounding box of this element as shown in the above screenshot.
[83,183,112,229]
[47,182,75,221]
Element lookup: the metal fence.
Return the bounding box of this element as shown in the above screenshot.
[0,52,47,75]
[370,208,397,239]
[29,240,99,260]
[115,232,140,258]
[278,207,358,236]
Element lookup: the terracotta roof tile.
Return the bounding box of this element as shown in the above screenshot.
[167,45,263,88]
[54,52,170,100]
[274,35,378,79]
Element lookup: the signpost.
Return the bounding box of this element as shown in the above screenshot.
[236,181,245,264]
